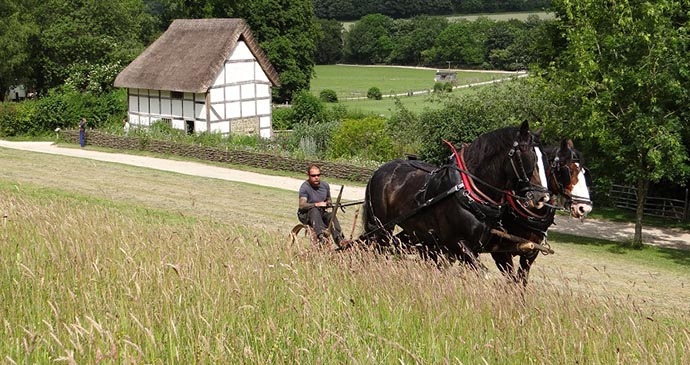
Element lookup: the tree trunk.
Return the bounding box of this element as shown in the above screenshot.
[633,178,649,247]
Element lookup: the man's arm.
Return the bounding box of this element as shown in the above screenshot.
[299,196,312,211]
[299,196,328,211]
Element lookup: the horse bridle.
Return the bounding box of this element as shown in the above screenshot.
[508,137,549,202]
[549,150,592,208]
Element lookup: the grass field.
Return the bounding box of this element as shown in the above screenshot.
[311,65,509,98]
[336,87,480,116]
[311,65,516,116]
[1,147,689,363]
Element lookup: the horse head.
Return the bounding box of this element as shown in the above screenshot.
[547,139,592,219]
[521,127,551,209]
[504,121,550,208]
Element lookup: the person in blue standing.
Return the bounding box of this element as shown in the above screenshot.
[297,164,344,245]
[79,117,87,147]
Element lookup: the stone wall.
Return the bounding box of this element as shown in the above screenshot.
[61,130,376,182]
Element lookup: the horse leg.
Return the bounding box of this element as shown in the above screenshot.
[454,240,486,273]
[491,252,519,283]
[517,250,539,287]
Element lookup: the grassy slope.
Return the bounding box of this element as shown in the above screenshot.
[1,148,689,363]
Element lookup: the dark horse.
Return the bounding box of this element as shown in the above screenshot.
[488,138,593,285]
[361,121,549,265]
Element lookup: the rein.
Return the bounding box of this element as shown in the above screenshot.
[443,140,501,206]
[442,140,547,207]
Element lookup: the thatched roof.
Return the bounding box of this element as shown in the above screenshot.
[114,18,280,93]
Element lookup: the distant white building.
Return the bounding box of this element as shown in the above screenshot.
[434,70,457,83]
[114,18,280,138]
[6,85,26,101]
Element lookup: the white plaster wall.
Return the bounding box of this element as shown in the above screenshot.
[257,99,271,115]
[256,84,270,98]
[241,84,255,99]
[210,121,230,134]
[227,102,241,119]
[228,41,253,61]
[210,87,224,103]
[227,62,254,83]
[241,100,256,117]
[225,86,240,101]
[255,64,269,83]
[210,104,224,121]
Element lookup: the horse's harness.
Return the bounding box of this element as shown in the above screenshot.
[359,136,548,242]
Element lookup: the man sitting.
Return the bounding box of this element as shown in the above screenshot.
[297,164,344,245]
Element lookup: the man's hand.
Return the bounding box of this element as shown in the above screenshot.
[314,201,328,208]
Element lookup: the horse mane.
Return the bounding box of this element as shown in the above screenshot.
[462,126,521,181]
[543,141,585,167]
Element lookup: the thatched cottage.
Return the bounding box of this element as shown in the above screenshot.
[114,18,280,138]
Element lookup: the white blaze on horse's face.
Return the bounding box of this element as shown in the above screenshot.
[524,146,550,209]
[535,147,549,194]
[570,163,592,218]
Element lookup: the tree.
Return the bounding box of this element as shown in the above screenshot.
[315,19,344,64]
[546,0,690,246]
[425,18,492,67]
[27,0,150,93]
[0,0,37,100]
[388,16,448,65]
[343,13,394,64]
[223,0,321,102]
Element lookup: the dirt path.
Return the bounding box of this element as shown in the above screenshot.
[2,140,689,250]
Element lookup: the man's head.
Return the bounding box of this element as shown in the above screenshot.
[307,164,321,188]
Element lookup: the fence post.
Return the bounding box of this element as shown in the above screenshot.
[684,188,689,221]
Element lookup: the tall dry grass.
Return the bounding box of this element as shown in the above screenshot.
[1,188,688,364]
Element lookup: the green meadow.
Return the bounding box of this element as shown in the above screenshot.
[310,65,516,116]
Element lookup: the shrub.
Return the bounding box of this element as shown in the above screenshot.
[272,106,296,130]
[367,87,382,100]
[319,89,338,103]
[433,82,445,93]
[0,88,128,137]
[329,116,396,162]
[0,101,39,136]
[291,120,339,158]
[388,98,421,156]
[416,80,553,164]
[433,82,454,93]
[292,90,324,124]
